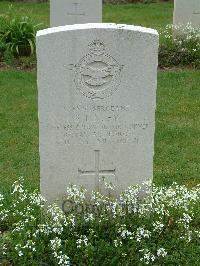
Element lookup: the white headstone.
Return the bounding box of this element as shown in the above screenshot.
[50,0,102,27]
[174,0,200,30]
[37,23,159,203]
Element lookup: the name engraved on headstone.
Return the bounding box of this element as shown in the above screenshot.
[61,104,148,145]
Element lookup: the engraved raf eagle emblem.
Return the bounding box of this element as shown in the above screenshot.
[81,64,122,87]
[69,40,123,100]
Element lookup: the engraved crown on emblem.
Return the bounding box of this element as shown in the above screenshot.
[88,40,105,55]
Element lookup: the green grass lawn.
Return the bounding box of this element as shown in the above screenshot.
[0,71,39,193]
[0,2,173,30]
[0,70,199,194]
[155,71,200,187]
[103,3,173,30]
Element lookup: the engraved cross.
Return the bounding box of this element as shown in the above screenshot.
[67,2,85,22]
[78,150,116,189]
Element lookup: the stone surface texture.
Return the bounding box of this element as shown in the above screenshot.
[50,0,102,27]
[174,0,200,29]
[37,23,159,203]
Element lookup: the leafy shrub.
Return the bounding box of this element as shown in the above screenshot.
[0,6,40,62]
[0,178,200,265]
[159,24,200,68]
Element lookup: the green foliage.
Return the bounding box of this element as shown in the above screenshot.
[0,178,200,265]
[3,47,14,65]
[0,5,40,61]
[159,24,200,68]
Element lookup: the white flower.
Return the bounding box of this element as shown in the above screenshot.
[135,227,151,242]
[182,213,192,224]
[113,239,122,247]
[157,248,167,257]
[195,230,200,238]
[57,251,70,266]
[50,237,62,256]
[0,209,9,221]
[180,230,192,242]
[18,250,23,257]
[2,244,7,255]
[15,244,23,257]
[118,225,134,240]
[29,192,46,206]
[84,213,94,222]
[11,177,24,194]
[36,224,52,236]
[104,180,115,190]
[76,235,88,248]
[64,214,75,228]
[91,191,108,206]
[47,204,66,223]
[152,221,165,233]
[66,185,86,204]
[139,249,155,265]
[0,193,4,202]
[24,240,36,252]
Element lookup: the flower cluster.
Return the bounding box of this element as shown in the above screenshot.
[0,178,200,265]
[159,24,200,68]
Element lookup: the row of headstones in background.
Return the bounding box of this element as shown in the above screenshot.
[50,0,200,31]
[36,24,159,203]
[50,0,102,27]
[173,0,200,31]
